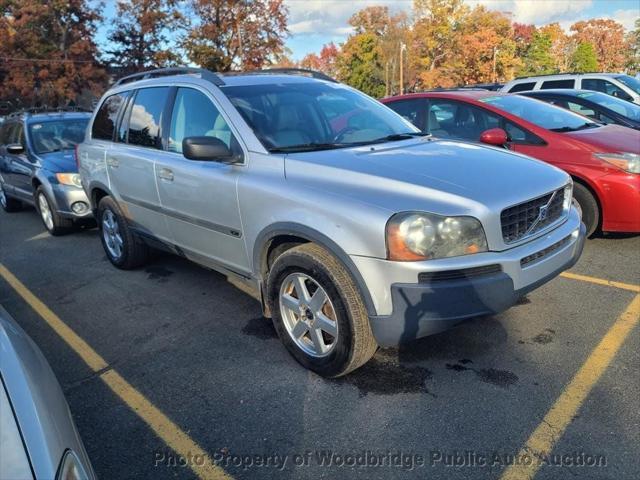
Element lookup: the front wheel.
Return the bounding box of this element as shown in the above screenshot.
[268,243,378,377]
[572,183,599,237]
[35,186,72,235]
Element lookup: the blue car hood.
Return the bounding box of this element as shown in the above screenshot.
[37,150,77,173]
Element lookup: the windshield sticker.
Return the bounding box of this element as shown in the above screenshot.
[32,124,42,130]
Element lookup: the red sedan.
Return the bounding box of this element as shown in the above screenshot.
[382,91,640,236]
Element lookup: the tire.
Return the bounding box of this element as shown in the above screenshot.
[0,184,22,212]
[573,182,599,237]
[267,243,378,377]
[35,186,73,235]
[97,196,150,269]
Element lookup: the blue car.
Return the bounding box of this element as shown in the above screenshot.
[0,111,93,235]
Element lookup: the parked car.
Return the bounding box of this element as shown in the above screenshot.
[0,305,95,480]
[0,111,93,234]
[518,89,640,131]
[459,82,504,91]
[501,73,640,105]
[78,67,585,377]
[382,91,640,237]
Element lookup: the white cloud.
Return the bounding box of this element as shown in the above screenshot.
[469,0,594,25]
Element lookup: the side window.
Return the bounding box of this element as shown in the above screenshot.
[541,79,575,89]
[508,82,536,93]
[127,87,169,149]
[92,93,127,141]
[15,124,25,147]
[0,123,13,145]
[582,79,632,101]
[566,101,596,119]
[386,99,426,130]
[427,100,501,141]
[168,88,238,154]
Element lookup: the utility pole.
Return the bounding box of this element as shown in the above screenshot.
[492,47,499,83]
[399,42,407,95]
[385,61,389,97]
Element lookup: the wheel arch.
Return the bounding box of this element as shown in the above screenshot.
[570,174,603,230]
[88,181,112,211]
[254,223,377,318]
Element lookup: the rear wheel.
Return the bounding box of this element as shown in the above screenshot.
[98,196,150,269]
[0,184,22,212]
[573,182,599,237]
[35,186,73,235]
[268,243,377,377]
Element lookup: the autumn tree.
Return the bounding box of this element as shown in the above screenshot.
[107,0,185,74]
[300,43,339,78]
[0,0,107,110]
[570,42,598,72]
[182,0,288,71]
[540,23,573,72]
[513,23,536,58]
[571,19,626,71]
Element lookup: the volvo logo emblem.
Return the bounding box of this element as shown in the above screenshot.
[538,205,548,221]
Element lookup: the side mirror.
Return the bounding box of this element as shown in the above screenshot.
[6,144,24,155]
[182,136,238,163]
[479,128,508,147]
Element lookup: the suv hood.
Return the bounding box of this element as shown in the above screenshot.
[36,149,77,173]
[284,138,569,215]
[562,124,640,154]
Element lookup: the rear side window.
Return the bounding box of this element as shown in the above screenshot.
[0,123,13,144]
[386,99,427,130]
[92,94,126,140]
[127,87,169,149]
[541,79,574,89]
[508,82,536,93]
[582,79,632,101]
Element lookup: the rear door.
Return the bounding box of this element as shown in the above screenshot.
[154,86,249,273]
[108,87,172,241]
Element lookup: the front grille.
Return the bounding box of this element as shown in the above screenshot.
[501,189,565,243]
[520,235,572,267]
[418,264,502,282]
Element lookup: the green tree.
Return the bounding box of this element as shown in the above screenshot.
[337,32,385,98]
[626,18,640,74]
[570,41,598,72]
[519,31,556,76]
[107,0,185,74]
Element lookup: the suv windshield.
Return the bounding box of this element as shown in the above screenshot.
[575,91,640,121]
[480,95,600,132]
[616,75,640,95]
[28,119,88,154]
[221,82,421,152]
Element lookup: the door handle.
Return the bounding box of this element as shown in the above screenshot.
[106,157,119,168]
[158,167,174,181]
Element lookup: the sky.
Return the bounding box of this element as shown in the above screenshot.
[97,0,640,61]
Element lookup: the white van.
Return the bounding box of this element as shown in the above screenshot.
[502,73,640,105]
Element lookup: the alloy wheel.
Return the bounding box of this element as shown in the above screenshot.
[279,272,339,357]
[38,193,54,230]
[102,209,124,259]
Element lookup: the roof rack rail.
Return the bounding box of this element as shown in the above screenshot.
[114,67,225,87]
[245,68,338,83]
[6,106,92,118]
[514,72,610,80]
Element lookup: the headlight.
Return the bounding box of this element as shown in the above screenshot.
[563,181,573,213]
[56,173,83,187]
[57,450,90,480]
[594,152,640,174]
[386,212,488,261]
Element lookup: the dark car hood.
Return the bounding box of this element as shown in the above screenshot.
[562,124,640,154]
[36,149,77,173]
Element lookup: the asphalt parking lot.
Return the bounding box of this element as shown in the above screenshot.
[1,206,638,480]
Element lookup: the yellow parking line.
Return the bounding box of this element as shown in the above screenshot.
[0,264,232,480]
[560,272,640,293]
[501,294,640,480]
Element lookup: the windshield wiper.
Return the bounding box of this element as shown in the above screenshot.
[550,123,599,132]
[369,132,430,143]
[268,143,350,153]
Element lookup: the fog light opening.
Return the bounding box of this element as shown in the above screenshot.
[71,201,89,214]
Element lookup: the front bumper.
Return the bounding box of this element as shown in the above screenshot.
[353,207,586,346]
[50,184,93,220]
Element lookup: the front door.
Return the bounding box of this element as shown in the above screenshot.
[155,86,249,273]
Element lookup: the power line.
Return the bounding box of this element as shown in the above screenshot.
[0,56,99,64]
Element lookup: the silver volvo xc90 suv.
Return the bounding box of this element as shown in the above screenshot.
[78,68,586,377]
